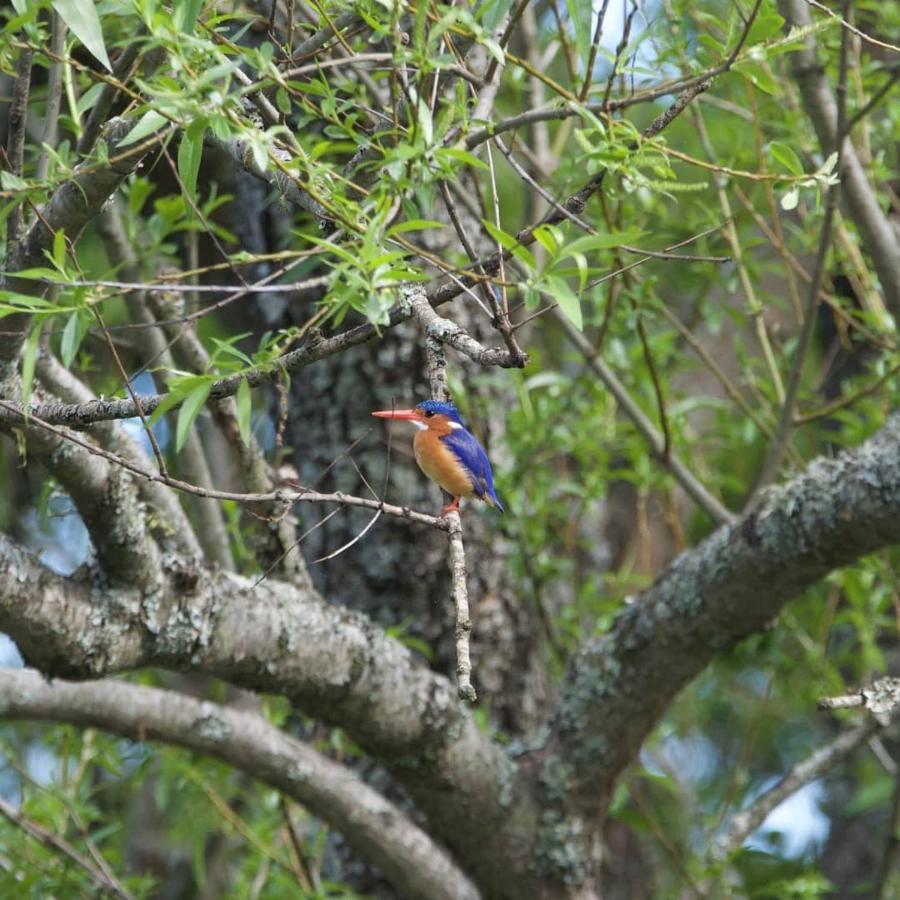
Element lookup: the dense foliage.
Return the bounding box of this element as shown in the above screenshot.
[0,0,898,896]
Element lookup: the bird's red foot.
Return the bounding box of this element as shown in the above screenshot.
[441,497,461,516]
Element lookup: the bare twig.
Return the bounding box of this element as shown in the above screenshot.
[557,314,735,525]
[410,287,479,701]
[0,796,134,899]
[818,677,900,721]
[0,397,448,529]
[407,288,526,368]
[801,0,900,53]
[5,46,33,249]
[750,0,850,497]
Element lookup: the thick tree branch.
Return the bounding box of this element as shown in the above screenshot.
[0,670,478,900]
[522,412,900,887]
[35,352,202,561]
[0,530,528,898]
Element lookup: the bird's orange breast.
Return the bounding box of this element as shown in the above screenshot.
[413,430,475,499]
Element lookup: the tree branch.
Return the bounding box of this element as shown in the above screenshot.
[530,411,900,883]
[0,670,479,900]
[778,0,900,320]
[0,794,133,900]
[716,675,900,858]
[4,412,900,895]
[0,529,527,897]
[558,313,735,526]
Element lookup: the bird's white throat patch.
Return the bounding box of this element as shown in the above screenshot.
[411,420,428,431]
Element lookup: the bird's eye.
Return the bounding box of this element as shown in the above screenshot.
[424,410,435,418]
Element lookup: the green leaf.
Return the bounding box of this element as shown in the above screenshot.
[119,110,168,148]
[174,0,204,33]
[736,60,778,95]
[416,99,433,146]
[51,0,112,71]
[769,141,803,176]
[52,228,67,270]
[21,318,44,419]
[478,0,515,31]
[436,147,488,171]
[60,309,88,367]
[386,219,447,236]
[0,170,28,191]
[562,230,646,256]
[236,378,252,446]
[566,0,593,67]
[175,381,212,453]
[177,125,204,209]
[482,220,535,270]
[546,275,582,330]
[532,224,562,257]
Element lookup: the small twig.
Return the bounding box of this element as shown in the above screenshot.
[0,796,133,899]
[845,66,900,134]
[635,311,671,459]
[0,398,449,530]
[818,677,900,721]
[313,509,382,563]
[558,314,735,526]
[801,0,900,53]
[749,0,850,498]
[446,512,476,702]
[713,718,878,859]
[406,287,526,368]
[580,0,613,102]
[599,0,637,110]
[410,289,478,701]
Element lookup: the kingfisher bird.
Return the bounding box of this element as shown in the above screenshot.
[372,400,504,516]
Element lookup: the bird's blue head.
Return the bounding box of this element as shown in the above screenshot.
[414,400,465,426]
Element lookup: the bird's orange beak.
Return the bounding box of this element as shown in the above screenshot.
[371,408,425,422]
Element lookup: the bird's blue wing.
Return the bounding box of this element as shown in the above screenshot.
[441,428,504,512]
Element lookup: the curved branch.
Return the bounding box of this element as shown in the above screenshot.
[0,670,478,900]
[36,352,202,561]
[0,530,526,898]
[714,719,877,858]
[539,411,900,839]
